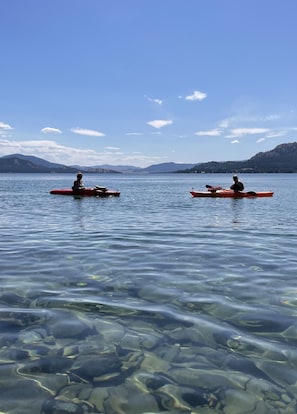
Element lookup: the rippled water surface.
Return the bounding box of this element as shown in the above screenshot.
[1,173,297,413]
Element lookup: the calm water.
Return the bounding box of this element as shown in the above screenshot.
[1,173,297,414]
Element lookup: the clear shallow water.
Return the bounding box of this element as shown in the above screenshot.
[1,173,297,413]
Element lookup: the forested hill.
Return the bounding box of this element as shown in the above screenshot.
[181,142,297,173]
[0,156,78,173]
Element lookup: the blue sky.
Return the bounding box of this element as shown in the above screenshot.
[1,0,297,167]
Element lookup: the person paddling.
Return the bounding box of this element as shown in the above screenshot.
[72,172,85,190]
[230,175,244,192]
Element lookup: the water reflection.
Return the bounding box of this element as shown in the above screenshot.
[73,197,86,229]
[230,198,245,224]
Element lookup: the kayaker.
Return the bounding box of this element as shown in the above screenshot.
[72,172,85,190]
[230,175,244,192]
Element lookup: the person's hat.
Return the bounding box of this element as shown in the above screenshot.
[233,175,238,179]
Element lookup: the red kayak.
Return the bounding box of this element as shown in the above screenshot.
[50,186,120,197]
[190,189,274,198]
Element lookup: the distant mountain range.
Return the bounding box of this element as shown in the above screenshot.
[181,142,297,173]
[0,142,297,173]
[0,154,196,174]
[0,154,121,174]
[71,162,196,174]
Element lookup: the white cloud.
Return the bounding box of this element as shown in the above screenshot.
[0,122,13,131]
[71,127,105,137]
[219,119,230,129]
[0,122,13,137]
[104,146,120,150]
[262,114,280,121]
[219,113,281,129]
[195,129,221,137]
[147,119,173,129]
[0,138,164,167]
[265,131,287,138]
[231,140,240,144]
[144,95,163,105]
[0,139,68,158]
[229,128,270,138]
[41,127,62,134]
[125,132,144,136]
[185,90,207,101]
[255,129,288,142]
[219,112,297,140]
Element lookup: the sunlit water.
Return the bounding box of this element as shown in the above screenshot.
[1,173,297,413]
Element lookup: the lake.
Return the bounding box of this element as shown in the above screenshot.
[1,173,297,414]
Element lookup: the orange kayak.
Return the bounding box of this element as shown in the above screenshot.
[50,187,120,197]
[190,189,274,198]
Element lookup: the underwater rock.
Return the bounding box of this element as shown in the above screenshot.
[165,324,213,347]
[154,342,180,363]
[229,311,296,334]
[155,384,216,411]
[2,377,53,414]
[119,332,142,352]
[140,351,171,373]
[93,318,125,343]
[49,310,93,339]
[19,327,49,344]
[70,352,122,383]
[0,291,31,306]
[88,386,110,412]
[102,382,159,414]
[119,350,144,376]
[0,310,46,330]
[131,370,175,393]
[258,360,297,393]
[41,397,101,414]
[169,366,248,391]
